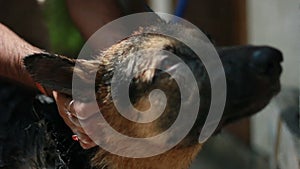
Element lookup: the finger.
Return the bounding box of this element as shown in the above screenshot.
[79,115,102,136]
[64,101,99,130]
[53,92,97,148]
[66,107,99,133]
[52,92,85,132]
[67,112,83,127]
[53,92,81,126]
[75,132,97,149]
[69,101,100,120]
[54,91,99,120]
[60,108,86,134]
[62,115,97,148]
[53,92,73,115]
[80,141,97,149]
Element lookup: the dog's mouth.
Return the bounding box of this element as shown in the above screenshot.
[215,80,281,132]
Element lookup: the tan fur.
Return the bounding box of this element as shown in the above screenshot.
[85,34,202,169]
[92,144,202,169]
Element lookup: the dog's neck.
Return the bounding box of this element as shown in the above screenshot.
[91,143,202,169]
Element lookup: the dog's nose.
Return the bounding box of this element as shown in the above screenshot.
[250,46,283,76]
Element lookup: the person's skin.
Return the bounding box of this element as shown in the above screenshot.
[0,0,147,149]
[0,23,40,88]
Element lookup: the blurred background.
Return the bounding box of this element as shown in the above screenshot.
[0,0,299,168]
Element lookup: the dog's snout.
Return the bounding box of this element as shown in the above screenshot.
[250,47,283,76]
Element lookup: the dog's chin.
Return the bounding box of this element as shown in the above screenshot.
[213,84,280,134]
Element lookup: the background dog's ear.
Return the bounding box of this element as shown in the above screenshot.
[24,53,99,96]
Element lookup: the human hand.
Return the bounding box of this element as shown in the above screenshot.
[52,91,99,149]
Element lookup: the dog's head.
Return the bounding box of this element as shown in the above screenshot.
[24,31,283,149]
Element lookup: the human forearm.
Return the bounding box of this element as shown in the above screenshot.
[0,23,43,88]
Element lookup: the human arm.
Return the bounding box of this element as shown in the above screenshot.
[0,23,42,88]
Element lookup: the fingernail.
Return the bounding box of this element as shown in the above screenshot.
[72,135,79,142]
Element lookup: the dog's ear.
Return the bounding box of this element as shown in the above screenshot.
[24,53,99,96]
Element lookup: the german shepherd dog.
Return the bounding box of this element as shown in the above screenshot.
[0,22,282,169]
